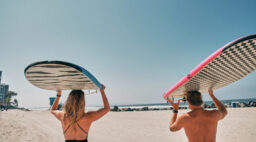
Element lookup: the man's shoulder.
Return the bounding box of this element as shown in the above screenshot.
[202,109,223,120]
[203,109,219,114]
[179,113,191,120]
[181,112,190,116]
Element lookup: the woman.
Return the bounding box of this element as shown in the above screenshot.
[50,84,110,142]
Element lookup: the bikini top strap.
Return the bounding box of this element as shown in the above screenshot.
[76,122,88,136]
[64,122,88,137]
[63,123,73,134]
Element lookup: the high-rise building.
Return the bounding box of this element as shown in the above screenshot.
[0,84,9,105]
[0,71,9,106]
[0,70,2,84]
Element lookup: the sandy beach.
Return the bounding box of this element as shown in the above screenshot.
[1,108,256,142]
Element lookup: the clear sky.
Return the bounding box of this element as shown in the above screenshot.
[0,0,255,108]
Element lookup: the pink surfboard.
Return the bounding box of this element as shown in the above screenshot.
[163,34,256,100]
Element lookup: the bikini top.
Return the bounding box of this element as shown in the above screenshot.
[64,122,88,142]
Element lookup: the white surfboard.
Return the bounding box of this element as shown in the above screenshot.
[24,60,102,91]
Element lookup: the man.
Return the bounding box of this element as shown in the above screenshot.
[168,90,227,142]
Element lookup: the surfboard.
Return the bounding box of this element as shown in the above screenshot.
[163,34,256,100]
[24,60,102,91]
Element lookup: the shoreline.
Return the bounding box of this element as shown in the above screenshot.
[4,98,256,112]
[4,102,256,112]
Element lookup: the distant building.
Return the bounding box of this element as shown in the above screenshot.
[0,71,2,83]
[0,71,9,106]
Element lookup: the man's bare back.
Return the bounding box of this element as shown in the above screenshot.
[168,90,227,142]
[182,109,221,142]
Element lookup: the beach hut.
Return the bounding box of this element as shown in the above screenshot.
[231,102,240,108]
[49,97,56,106]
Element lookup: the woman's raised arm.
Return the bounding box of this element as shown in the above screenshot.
[87,84,110,121]
[50,90,64,121]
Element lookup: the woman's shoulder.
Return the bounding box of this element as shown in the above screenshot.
[84,111,93,116]
[83,111,97,118]
[51,110,65,121]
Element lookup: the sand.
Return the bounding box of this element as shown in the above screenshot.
[0,108,256,142]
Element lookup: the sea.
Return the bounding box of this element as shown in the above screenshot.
[28,98,256,110]
[88,98,256,110]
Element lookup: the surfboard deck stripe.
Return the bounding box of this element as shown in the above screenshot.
[24,61,102,91]
[163,34,256,100]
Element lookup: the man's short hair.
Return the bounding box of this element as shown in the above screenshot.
[187,91,203,106]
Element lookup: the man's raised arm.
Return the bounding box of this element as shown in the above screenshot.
[168,99,185,132]
[209,89,228,119]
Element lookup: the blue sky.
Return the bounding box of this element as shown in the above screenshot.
[0,0,255,108]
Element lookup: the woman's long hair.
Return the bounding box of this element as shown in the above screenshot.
[63,90,85,123]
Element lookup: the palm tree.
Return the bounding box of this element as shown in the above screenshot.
[14,99,18,107]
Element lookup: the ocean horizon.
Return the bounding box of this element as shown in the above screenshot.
[26,97,256,110]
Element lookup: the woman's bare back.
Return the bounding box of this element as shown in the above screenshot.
[61,112,94,140]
